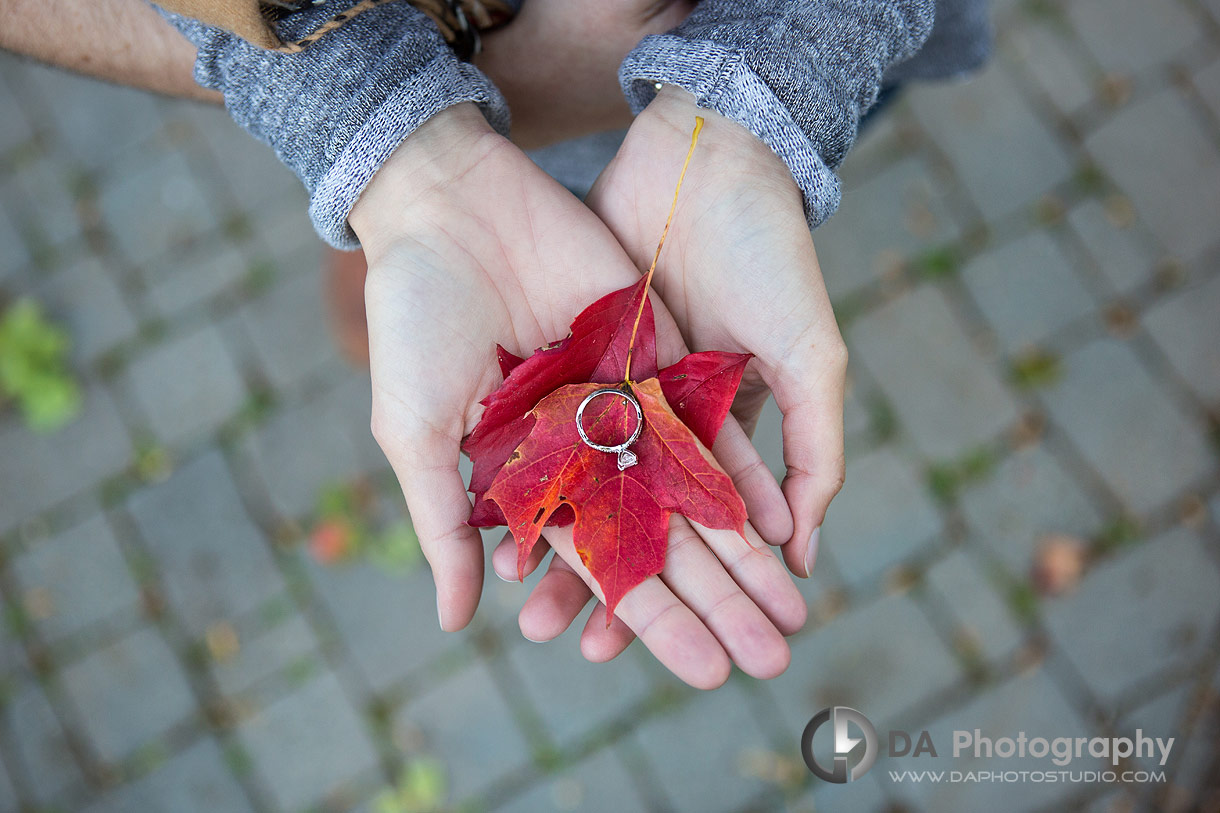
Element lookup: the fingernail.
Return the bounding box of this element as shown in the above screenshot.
[494,568,514,583]
[436,594,447,631]
[804,526,821,577]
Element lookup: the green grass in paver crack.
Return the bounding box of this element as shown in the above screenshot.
[223,741,253,778]
[1010,348,1063,390]
[927,446,1000,504]
[912,243,961,280]
[1072,162,1107,196]
[243,259,277,295]
[373,758,448,813]
[1091,515,1142,556]
[0,298,81,431]
[1034,194,1067,226]
[132,436,173,483]
[307,479,421,573]
[867,396,898,443]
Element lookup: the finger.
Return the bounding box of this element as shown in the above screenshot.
[580,603,637,662]
[546,526,731,690]
[375,421,484,632]
[659,517,790,679]
[690,519,806,636]
[492,530,548,582]
[767,341,848,577]
[711,417,792,546]
[519,553,595,643]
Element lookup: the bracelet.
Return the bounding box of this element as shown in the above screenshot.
[272,0,513,58]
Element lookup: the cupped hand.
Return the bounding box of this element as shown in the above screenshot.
[586,87,849,579]
[349,103,805,688]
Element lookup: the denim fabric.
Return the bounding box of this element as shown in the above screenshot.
[620,0,990,228]
[165,0,990,248]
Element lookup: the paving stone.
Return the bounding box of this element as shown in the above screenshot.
[252,213,320,281]
[127,451,284,637]
[769,593,960,732]
[83,737,254,813]
[528,129,625,199]
[816,157,960,300]
[1004,21,1096,114]
[0,202,31,281]
[0,755,16,812]
[1143,272,1220,404]
[1066,200,1160,294]
[909,63,1073,220]
[305,558,453,694]
[926,548,1025,664]
[1122,681,1192,771]
[244,380,381,520]
[178,103,307,213]
[0,615,29,676]
[962,232,1094,351]
[496,747,648,813]
[889,668,1096,812]
[1044,528,1220,703]
[848,285,1020,459]
[1,158,82,248]
[98,148,217,267]
[18,63,164,172]
[392,660,530,801]
[237,671,379,812]
[633,682,776,813]
[1067,0,1202,74]
[59,626,196,765]
[805,770,889,812]
[0,70,34,155]
[1041,339,1214,515]
[124,324,247,445]
[959,445,1103,574]
[209,613,321,698]
[0,384,131,533]
[821,447,942,588]
[37,255,138,363]
[239,267,340,391]
[142,244,248,318]
[1086,89,1220,260]
[11,513,140,645]
[1195,57,1220,122]
[2,679,82,806]
[1206,0,1220,25]
[505,626,653,746]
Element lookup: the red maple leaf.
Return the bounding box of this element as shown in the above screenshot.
[462,116,752,614]
[486,379,746,615]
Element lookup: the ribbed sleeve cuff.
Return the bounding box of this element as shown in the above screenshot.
[620,35,841,229]
[164,3,509,249]
[310,56,508,248]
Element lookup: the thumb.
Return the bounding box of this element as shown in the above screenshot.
[765,340,848,577]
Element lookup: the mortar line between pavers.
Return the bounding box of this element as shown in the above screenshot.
[100,500,282,813]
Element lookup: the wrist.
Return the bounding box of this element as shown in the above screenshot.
[635,86,799,194]
[349,102,505,248]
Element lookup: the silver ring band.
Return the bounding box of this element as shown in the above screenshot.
[575,388,643,470]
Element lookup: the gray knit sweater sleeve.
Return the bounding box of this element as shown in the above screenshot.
[163,2,510,249]
[619,1,938,228]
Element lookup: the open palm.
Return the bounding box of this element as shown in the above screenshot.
[351,104,805,688]
[586,88,849,578]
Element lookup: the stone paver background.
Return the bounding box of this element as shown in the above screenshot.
[2,1,1219,811]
